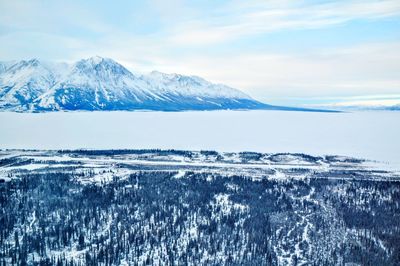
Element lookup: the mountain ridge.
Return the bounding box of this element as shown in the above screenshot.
[0,56,327,112]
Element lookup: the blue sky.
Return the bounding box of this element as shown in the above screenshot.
[0,0,399,106]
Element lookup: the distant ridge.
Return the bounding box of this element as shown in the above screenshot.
[0,56,329,112]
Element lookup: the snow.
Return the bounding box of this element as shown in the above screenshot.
[173,170,186,179]
[4,164,55,171]
[10,154,321,174]
[213,194,249,215]
[269,170,287,180]
[0,110,399,169]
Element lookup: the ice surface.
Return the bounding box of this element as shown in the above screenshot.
[0,110,399,169]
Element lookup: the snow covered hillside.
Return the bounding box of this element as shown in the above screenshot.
[0,56,289,112]
[1,149,399,265]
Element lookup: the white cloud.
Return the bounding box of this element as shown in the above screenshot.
[168,0,400,45]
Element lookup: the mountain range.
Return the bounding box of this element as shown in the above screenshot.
[310,100,400,111]
[0,56,319,112]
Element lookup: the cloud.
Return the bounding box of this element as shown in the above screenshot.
[168,0,400,45]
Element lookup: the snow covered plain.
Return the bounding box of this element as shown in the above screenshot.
[0,110,399,168]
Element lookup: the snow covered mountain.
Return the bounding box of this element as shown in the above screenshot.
[0,56,298,112]
[0,59,57,110]
[310,99,400,111]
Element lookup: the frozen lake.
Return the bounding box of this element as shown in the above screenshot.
[1,110,399,167]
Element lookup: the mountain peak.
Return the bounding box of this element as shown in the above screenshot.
[27,58,40,66]
[77,56,114,66]
[88,55,104,64]
[73,56,131,77]
[8,58,42,71]
[149,71,202,83]
[85,56,114,66]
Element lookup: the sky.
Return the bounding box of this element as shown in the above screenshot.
[0,0,399,106]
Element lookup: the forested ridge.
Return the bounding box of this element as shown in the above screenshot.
[0,150,399,265]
